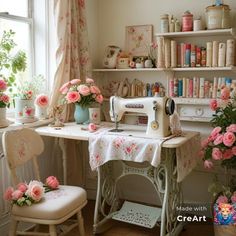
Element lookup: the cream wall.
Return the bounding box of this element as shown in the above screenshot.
[86,0,236,204]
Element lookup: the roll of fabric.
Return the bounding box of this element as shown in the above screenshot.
[164,39,171,68]
[226,39,235,67]
[171,40,177,68]
[212,41,219,67]
[218,43,226,67]
[157,37,165,68]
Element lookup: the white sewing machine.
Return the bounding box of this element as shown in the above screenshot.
[109,96,175,137]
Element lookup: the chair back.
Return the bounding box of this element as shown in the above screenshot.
[2,128,44,185]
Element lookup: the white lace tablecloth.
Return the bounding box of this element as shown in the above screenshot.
[88,128,200,183]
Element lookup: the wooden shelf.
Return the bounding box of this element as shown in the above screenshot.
[155,28,236,38]
[93,66,236,72]
[173,97,212,105]
[92,68,165,72]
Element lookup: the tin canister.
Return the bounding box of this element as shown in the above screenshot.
[182,11,193,31]
[206,4,231,29]
[160,14,169,33]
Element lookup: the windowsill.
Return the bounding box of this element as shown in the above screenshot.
[0,117,53,133]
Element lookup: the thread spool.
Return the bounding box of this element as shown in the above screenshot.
[212,41,219,67]
[164,39,171,68]
[226,39,235,67]
[171,40,177,68]
[206,42,213,67]
[157,37,165,68]
[218,43,226,67]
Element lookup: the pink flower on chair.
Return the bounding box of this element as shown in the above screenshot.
[26,180,44,202]
[12,190,24,200]
[17,183,28,193]
[46,176,59,189]
[4,187,14,201]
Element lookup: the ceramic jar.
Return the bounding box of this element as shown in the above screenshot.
[206,4,231,30]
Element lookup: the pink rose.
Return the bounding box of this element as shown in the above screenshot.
[17,183,28,193]
[223,149,233,160]
[211,127,222,140]
[4,187,14,201]
[201,138,209,148]
[12,190,24,200]
[220,88,230,100]
[77,85,90,96]
[0,94,9,104]
[0,79,7,91]
[26,180,44,202]
[35,95,49,107]
[216,196,228,204]
[207,135,214,143]
[46,176,59,189]
[223,132,236,147]
[66,91,81,103]
[90,86,101,94]
[226,124,236,133]
[85,77,94,84]
[232,146,236,156]
[59,82,70,94]
[95,94,103,104]
[231,192,236,203]
[214,134,223,145]
[70,79,81,85]
[204,160,213,169]
[210,99,218,111]
[88,123,97,132]
[212,148,223,160]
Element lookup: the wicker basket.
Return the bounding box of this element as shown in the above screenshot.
[214,225,236,236]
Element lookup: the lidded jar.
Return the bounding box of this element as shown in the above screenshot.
[182,11,193,31]
[160,14,169,33]
[206,4,231,29]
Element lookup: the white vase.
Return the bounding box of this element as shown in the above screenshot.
[0,107,10,128]
[35,106,48,120]
[89,107,101,124]
[15,98,36,123]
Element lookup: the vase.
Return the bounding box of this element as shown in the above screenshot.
[74,104,89,124]
[89,107,101,124]
[0,107,10,128]
[15,98,36,123]
[35,106,48,120]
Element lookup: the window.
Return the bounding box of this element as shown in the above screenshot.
[0,0,54,97]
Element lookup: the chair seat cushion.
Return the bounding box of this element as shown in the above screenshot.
[12,185,87,220]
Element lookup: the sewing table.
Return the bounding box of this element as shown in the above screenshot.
[35,122,200,236]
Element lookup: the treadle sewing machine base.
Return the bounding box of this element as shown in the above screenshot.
[93,148,184,236]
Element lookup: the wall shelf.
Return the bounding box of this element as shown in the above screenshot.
[173,97,212,105]
[155,28,236,38]
[93,66,236,72]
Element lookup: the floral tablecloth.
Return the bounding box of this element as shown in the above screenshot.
[89,128,200,183]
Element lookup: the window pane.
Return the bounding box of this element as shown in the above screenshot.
[0,18,31,82]
[0,0,28,17]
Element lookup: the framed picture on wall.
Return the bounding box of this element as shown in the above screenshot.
[125,24,153,57]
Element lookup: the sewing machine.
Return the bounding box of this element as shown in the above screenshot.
[109,96,175,137]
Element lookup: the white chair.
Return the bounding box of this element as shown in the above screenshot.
[2,128,87,236]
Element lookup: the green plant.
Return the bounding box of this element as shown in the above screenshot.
[0,30,27,92]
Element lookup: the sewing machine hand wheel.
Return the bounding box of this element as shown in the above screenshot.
[165,98,175,115]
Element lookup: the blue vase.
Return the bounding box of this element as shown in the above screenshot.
[74,104,89,124]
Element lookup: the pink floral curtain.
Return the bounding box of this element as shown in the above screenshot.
[49,0,92,186]
[50,0,92,121]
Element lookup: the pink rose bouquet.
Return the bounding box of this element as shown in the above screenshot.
[200,87,236,170]
[3,176,60,207]
[0,78,10,108]
[60,77,103,108]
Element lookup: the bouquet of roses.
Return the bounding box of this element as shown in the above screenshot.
[200,87,236,169]
[60,77,103,108]
[3,176,59,207]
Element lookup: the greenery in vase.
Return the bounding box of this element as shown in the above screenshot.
[0,30,27,92]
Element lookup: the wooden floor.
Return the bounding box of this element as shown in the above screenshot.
[79,200,214,236]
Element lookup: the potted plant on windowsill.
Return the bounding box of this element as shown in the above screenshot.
[14,75,45,123]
